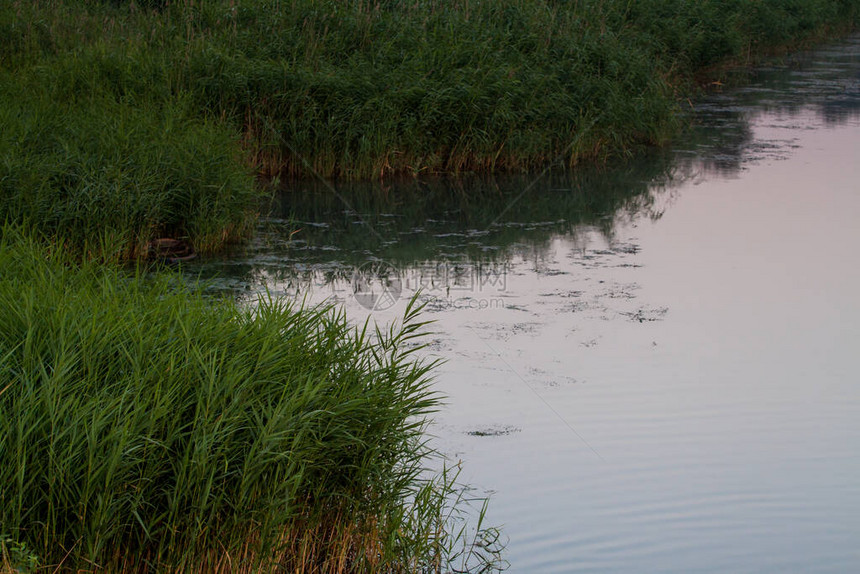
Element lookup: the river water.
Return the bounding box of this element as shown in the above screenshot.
[188,35,860,573]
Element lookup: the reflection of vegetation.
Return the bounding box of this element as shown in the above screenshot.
[681,33,860,176]
[267,155,676,266]
[0,230,503,573]
[187,153,682,295]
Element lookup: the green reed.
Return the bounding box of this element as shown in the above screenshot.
[0,79,261,260]
[0,230,503,572]
[2,0,857,191]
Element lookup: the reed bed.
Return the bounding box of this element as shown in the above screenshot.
[0,79,261,261]
[0,1,856,255]
[0,230,503,572]
[2,0,858,186]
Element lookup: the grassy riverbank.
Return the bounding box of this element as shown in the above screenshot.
[0,3,857,570]
[0,230,504,573]
[1,1,858,255]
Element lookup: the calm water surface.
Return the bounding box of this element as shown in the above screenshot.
[189,35,860,572]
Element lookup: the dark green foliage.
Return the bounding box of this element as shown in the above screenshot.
[611,0,856,69]
[2,0,856,193]
[0,81,260,259]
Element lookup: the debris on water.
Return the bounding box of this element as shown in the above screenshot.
[610,242,641,254]
[623,306,669,322]
[562,300,588,313]
[467,425,521,437]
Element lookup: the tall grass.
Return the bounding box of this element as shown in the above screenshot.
[2,0,857,189]
[0,79,261,261]
[0,229,503,572]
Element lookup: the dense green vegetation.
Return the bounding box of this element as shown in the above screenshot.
[0,229,505,572]
[1,0,858,255]
[0,2,856,571]
[0,85,260,260]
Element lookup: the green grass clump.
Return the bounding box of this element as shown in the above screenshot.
[0,230,498,572]
[0,80,261,261]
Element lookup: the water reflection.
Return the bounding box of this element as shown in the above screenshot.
[680,33,860,175]
[191,34,860,298]
[196,159,675,298]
